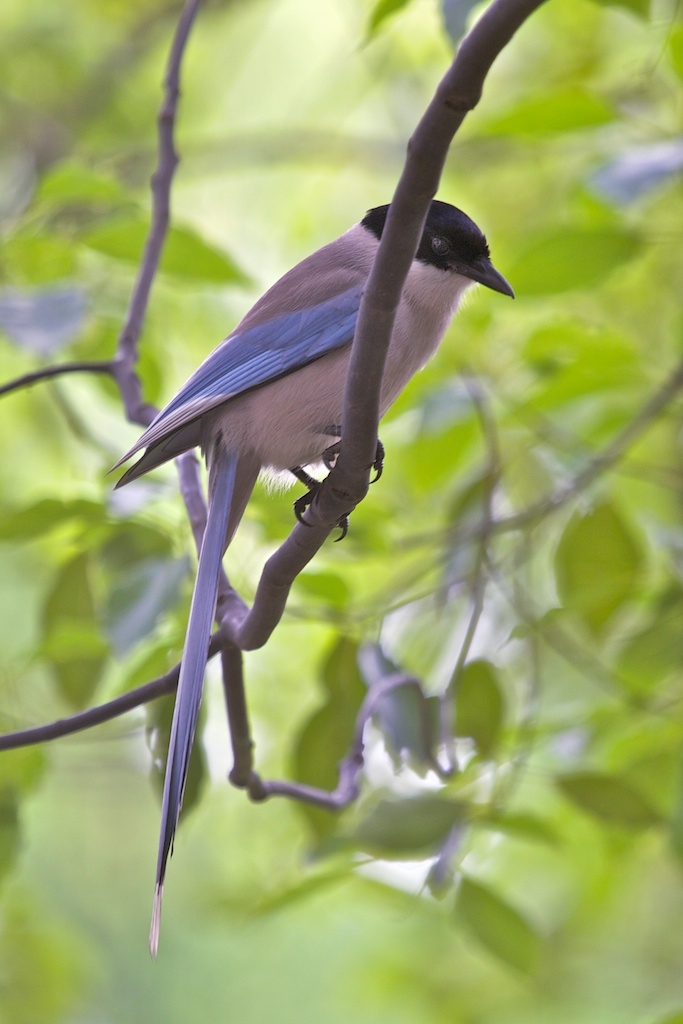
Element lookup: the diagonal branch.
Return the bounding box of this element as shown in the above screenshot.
[0,631,230,751]
[112,0,204,428]
[0,360,115,399]
[230,0,547,651]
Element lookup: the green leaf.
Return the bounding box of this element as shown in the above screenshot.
[36,161,128,207]
[82,218,249,284]
[375,683,440,772]
[0,789,21,885]
[454,659,504,759]
[359,644,440,772]
[38,621,110,661]
[292,637,366,840]
[510,227,642,295]
[98,525,185,654]
[480,812,559,846]
[104,555,188,655]
[0,747,45,792]
[0,235,77,285]
[669,25,683,79]
[616,588,683,695]
[589,0,649,19]
[557,771,662,828]
[455,876,541,973]
[555,501,645,634]
[522,321,639,400]
[480,88,615,138]
[0,499,105,541]
[351,795,466,856]
[0,745,45,884]
[254,863,355,915]
[296,570,350,609]
[41,553,108,709]
[367,0,411,37]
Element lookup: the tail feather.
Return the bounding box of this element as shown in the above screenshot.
[149,451,238,957]
[114,421,203,488]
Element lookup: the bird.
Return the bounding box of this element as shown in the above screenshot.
[114,199,513,953]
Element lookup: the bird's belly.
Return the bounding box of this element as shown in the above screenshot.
[210,348,350,470]
[210,298,453,471]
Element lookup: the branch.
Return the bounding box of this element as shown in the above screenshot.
[0,629,228,751]
[316,0,547,522]
[0,3,203,420]
[439,375,500,771]
[440,353,683,549]
[230,0,547,649]
[0,360,114,399]
[112,0,204,427]
[0,2,548,805]
[235,672,423,811]
[0,674,175,751]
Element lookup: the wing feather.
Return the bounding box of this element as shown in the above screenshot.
[116,284,362,471]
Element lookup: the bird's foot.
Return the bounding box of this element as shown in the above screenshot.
[290,435,385,541]
[321,434,385,483]
[291,472,349,541]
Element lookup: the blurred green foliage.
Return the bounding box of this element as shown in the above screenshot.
[1,0,683,1021]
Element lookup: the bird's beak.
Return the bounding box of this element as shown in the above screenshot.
[456,256,514,298]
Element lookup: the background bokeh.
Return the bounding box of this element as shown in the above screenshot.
[1,0,683,1021]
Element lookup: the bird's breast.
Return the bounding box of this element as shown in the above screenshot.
[210,265,471,472]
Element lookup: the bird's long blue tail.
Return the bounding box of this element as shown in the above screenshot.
[150,451,238,956]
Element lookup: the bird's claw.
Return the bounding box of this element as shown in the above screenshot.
[293,484,348,540]
[372,439,385,483]
[322,441,340,472]
[290,434,384,540]
[321,437,385,483]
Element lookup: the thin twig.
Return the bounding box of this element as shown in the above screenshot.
[0,674,175,751]
[254,672,421,809]
[439,375,500,770]
[0,631,229,752]
[468,355,683,542]
[0,360,115,399]
[112,0,204,427]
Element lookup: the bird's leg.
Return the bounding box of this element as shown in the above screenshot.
[290,466,319,491]
[290,429,386,540]
[320,425,385,482]
[291,466,349,540]
[321,434,385,483]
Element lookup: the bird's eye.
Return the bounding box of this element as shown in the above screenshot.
[431,236,449,255]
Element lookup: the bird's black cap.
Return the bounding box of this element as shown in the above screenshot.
[361,199,514,297]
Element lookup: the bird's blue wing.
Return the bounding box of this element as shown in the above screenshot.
[139,284,362,447]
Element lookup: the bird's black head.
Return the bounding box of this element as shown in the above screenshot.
[361,199,513,297]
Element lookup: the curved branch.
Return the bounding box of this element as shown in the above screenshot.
[112,0,204,427]
[0,629,229,751]
[0,360,115,400]
[438,353,683,550]
[252,671,427,809]
[317,0,547,520]
[232,0,546,649]
[0,673,175,751]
